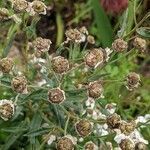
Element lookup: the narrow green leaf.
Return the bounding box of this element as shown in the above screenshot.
[92,0,113,47]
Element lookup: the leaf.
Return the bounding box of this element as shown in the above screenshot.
[136,27,150,39]
[91,0,113,47]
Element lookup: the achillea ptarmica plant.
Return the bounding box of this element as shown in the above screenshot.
[84,141,98,150]
[126,72,141,91]
[107,113,121,129]
[48,88,66,104]
[51,56,69,74]
[119,138,135,150]
[32,37,52,53]
[85,48,104,68]
[57,136,76,150]
[133,37,147,52]
[11,0,28,12]
[88,81,103,99]
[0,58,13,73]
[112,38,128,52]
[0,100,15,121]
[11,75,28,94]
[0,8,10,21]
[75,119,92,137]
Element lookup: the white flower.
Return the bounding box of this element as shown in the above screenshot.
[85,97,95,109]
[105,103,117,114]
[97,123,109,136]
[114,133,130,144]
[105,47,113,62]
[47,135,56,145]
[65,135,77,145]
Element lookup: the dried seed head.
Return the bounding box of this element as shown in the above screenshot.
[0,58,13,73]
[65,28,86,43]
[107,113,121,129]
[75,119,92,137]
[0,8,10,21]
[57,137,74,150]
[119,121,136,135]
[133,37,147,52]
[84,141,98,150]
[33,37,52,53]
[12,0,28,12]
[52,56,69,74]
[85,48,104,68]
[135,142,147,150]
[87,35,95,44]
[48,88,65,104]
[88,81,103,98]
[31,0,47,15]
[126,72,140,91]
[119,139,135,150]
[11,75,27,93]
[112,39,128,52]
[0,100,15,121]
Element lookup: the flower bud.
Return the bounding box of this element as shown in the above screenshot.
[0,58,13,73]
[0,8,10,21]
[32,37,52,53]
[52,56,69,74]
[112,39,128,52]
[85,48,104,68]
[87,35,95,44]
[11,75,27,93]
[57,137,74,150]
[88,81,103,98]
[0,100,15,121]
[126,72,140,91]
[119,139,135,150]
[84,141,98,150]
[12,0,28,12]
[119,121,136,135]
[75,119,92,137]
[133,37,147,52]
[107,113,121,129]
[135,142,147,150]
[48,88,65,104]
[30,0,47,15]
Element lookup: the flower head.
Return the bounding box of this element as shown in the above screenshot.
[0,58,13,73]
[0,100,15,121]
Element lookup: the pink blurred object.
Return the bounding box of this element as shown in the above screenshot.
[100,0,128,15]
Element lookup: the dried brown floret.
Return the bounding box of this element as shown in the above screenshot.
[133,37,147,52]
[48,88,65,104]
[11,75,27,93]
[88,81,103,98]
[75,119,92,137]
[0,100,15,121]
[52,56,69,74]
[112,38,128,52]
[85,48,104,68]
[32,37,52,53]
[0,8,10,21]
[135,142,147,150]
[0,58,13,73]
[119,120,136,135]
[126,72,140,91]
[107,113,121,129]
[119,139,135,150]
[84,141,97,150]
[31,0,47,15]
[12,0,28,12]
[57,137,74,150]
